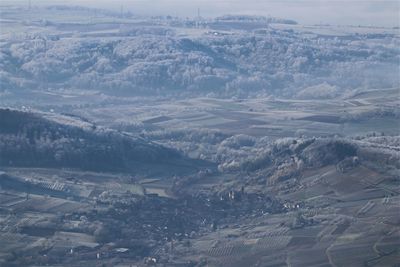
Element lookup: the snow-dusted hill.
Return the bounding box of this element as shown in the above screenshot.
[1,6,398,98]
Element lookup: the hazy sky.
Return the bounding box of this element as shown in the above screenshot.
[2,0,399,27]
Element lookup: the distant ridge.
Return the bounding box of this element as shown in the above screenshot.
[215,14,297,24]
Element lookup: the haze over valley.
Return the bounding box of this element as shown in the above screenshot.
[0,3,399,267]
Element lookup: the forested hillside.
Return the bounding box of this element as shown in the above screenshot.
[0,109,195,172]
[1,8,398,98]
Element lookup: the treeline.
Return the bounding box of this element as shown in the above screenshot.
[0,109,181,172]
